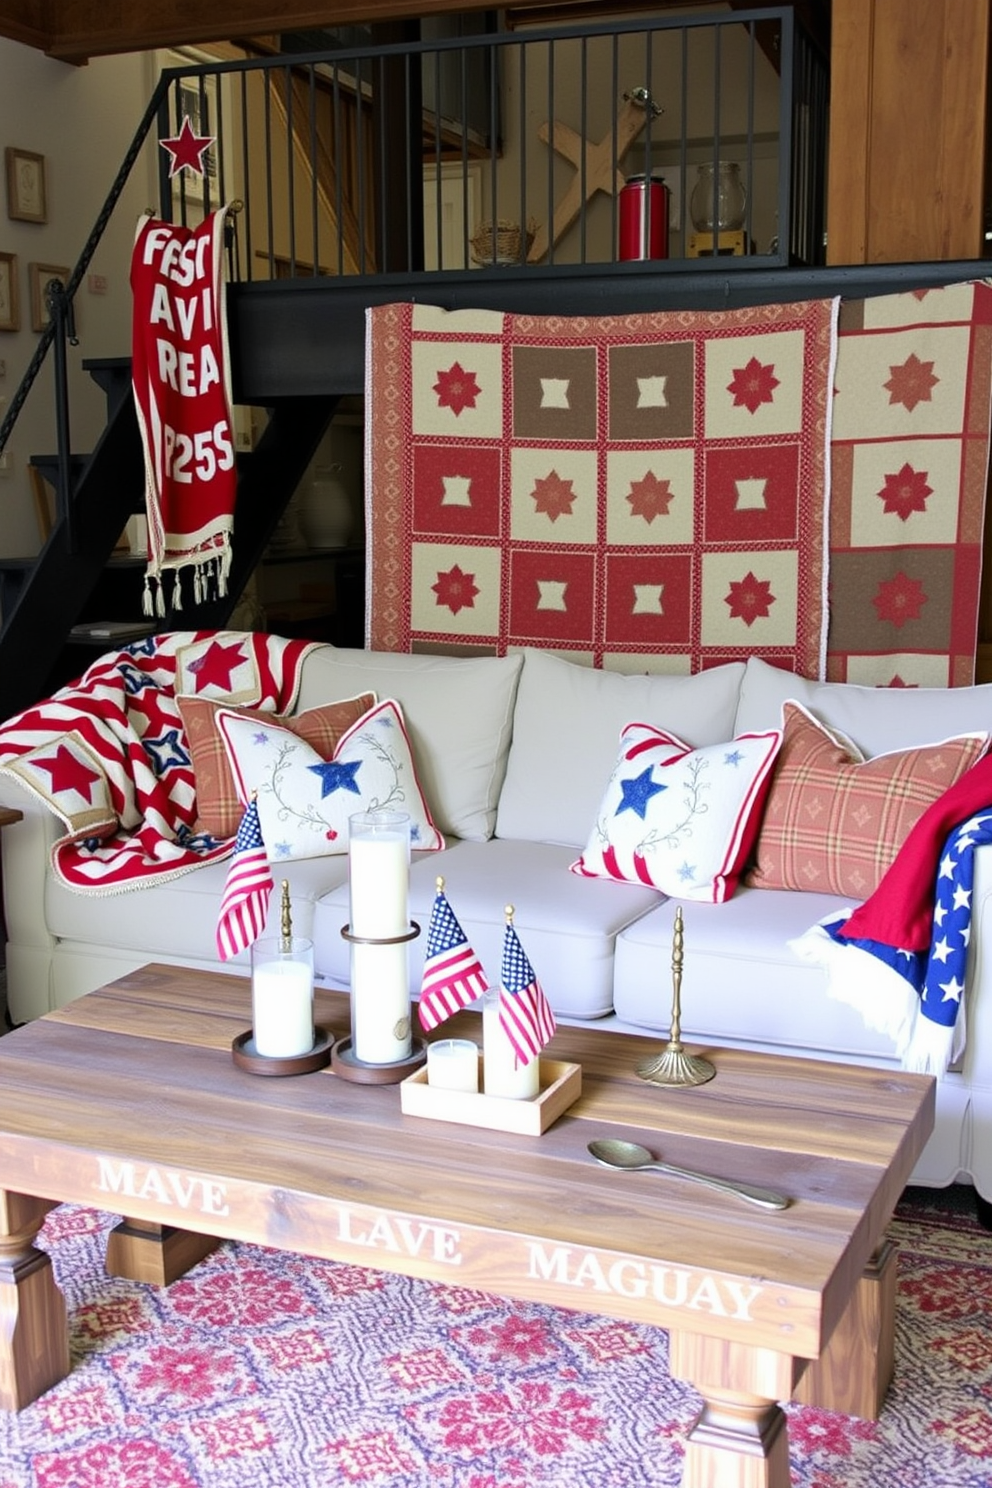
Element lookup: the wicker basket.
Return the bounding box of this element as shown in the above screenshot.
[470,218,537,265]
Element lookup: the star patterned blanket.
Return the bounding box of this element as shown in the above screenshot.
[0,631,317,893]
[365,298,839,676]
[790,753,992,1075]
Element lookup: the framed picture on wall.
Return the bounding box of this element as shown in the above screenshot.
[28,262,70,332]
[0,252,18,331]
[5,148,47,224]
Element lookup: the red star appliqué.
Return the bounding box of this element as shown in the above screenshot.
[186,639,249,693]
[727,357,780,414]
[872,572,928,628]
[432,564,479,615]
[878,462,933,521]
[33,744,101,801]
[725,571,775,626]
[531,471,576,522]
[883,352,939,412]
[159,116,215,179]
[433,362,481,417]
[627,472,674,523]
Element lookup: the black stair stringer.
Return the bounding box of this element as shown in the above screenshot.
[158,395,338,633]
[0,392,146,724]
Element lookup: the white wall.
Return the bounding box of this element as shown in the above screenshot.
[0,37,153,555]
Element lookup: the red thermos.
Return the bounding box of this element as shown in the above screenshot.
[618,173,669,260]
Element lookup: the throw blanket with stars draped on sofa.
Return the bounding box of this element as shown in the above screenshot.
[0,631,318,893]
[790,752,992,1075]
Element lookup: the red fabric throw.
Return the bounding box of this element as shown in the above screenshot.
[839,753,992,950]
[131,209,236,617]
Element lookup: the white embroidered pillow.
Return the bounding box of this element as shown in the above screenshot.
[571,722,781,902]
[216,698,444,860]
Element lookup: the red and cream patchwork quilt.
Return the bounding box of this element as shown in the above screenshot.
[827,279,992,686]
[365,299,838,676]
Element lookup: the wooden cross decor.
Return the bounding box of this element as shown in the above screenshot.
[527,96,652,263]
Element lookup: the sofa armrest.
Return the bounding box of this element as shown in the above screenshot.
[0,773,60,952]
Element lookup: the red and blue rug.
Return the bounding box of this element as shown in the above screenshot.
[0,1187,988,1487]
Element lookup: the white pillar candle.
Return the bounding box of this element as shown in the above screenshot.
[427,1039,480,1093]
[251,939,314,1058]
[350,941,413,1063]
[349,813,410,939]
[482,989,540,1099]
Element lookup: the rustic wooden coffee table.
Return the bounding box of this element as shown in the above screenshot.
[0,964,933,1488]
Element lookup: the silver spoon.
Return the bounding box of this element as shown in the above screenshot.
[588,1138,790,1211]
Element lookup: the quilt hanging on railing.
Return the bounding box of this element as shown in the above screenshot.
[825,278,992,687]
[365,298,838,677]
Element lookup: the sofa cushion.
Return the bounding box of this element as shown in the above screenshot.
[178,692,376,839]
[495,649,746,848]
[746,701,988,898]
[294,648,522,841]
[571,724,781,902]
[216,698,444,860]
[311,837,662,1019]
[612,888,898,1059]
[735,655,992,754]
[45,853,349,967]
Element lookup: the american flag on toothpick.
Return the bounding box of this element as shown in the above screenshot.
[419,877,490,1031]
[498,907,556,1065]
[215,796,273,960]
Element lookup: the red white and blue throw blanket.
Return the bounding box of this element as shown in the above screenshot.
[791,754,992,1076]
[0,631,317,893]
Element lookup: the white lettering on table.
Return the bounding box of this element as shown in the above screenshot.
[336,1205,463,1266]
[95,1158,230,1218]
[526,1243,762,1321]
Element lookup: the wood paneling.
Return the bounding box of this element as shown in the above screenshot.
[827,0,990,265]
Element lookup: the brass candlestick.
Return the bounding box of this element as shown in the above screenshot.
[280,879,292,953]
[636,906,716,1087]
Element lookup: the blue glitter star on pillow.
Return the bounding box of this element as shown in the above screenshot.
[615,766,666,819]
[308,758,363,798]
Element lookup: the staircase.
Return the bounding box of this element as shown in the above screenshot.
[0,353,336,722]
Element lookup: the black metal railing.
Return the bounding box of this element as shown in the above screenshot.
[0,6,827,531]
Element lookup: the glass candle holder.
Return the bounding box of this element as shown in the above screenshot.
[348,810,414,1064]
[482,987,540,1099]
[427,1038,480,1093]
[689,160,747,233]
[251,936,315,1059]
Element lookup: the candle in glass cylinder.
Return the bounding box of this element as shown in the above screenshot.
[348,810,413,1064]
[251,936,314,1058]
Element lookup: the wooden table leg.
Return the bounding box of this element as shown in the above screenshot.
[106,1218,221,1286]
[668,1333,803,1488]
[792,1238,896,1419]
[0,1191,68,1410]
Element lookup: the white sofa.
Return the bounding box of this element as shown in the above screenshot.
[3,642,992,1201]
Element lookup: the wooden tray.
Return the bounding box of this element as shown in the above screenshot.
[400,1057,581,1135]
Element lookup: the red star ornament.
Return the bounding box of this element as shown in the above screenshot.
[160,115,215,179]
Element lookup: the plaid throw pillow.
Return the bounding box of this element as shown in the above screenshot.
[178,692,375,839]
[746,702,989,899]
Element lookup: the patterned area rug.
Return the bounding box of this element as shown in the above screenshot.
[0,1188,989,1487]
[366,299,837,676]
[827,279,992,686]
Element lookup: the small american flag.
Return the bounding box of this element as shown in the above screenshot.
[215,797,273,960]
[419,882,489,1031]
[498,917,556,1065]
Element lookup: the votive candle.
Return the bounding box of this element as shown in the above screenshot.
[427,1038,480,1093]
